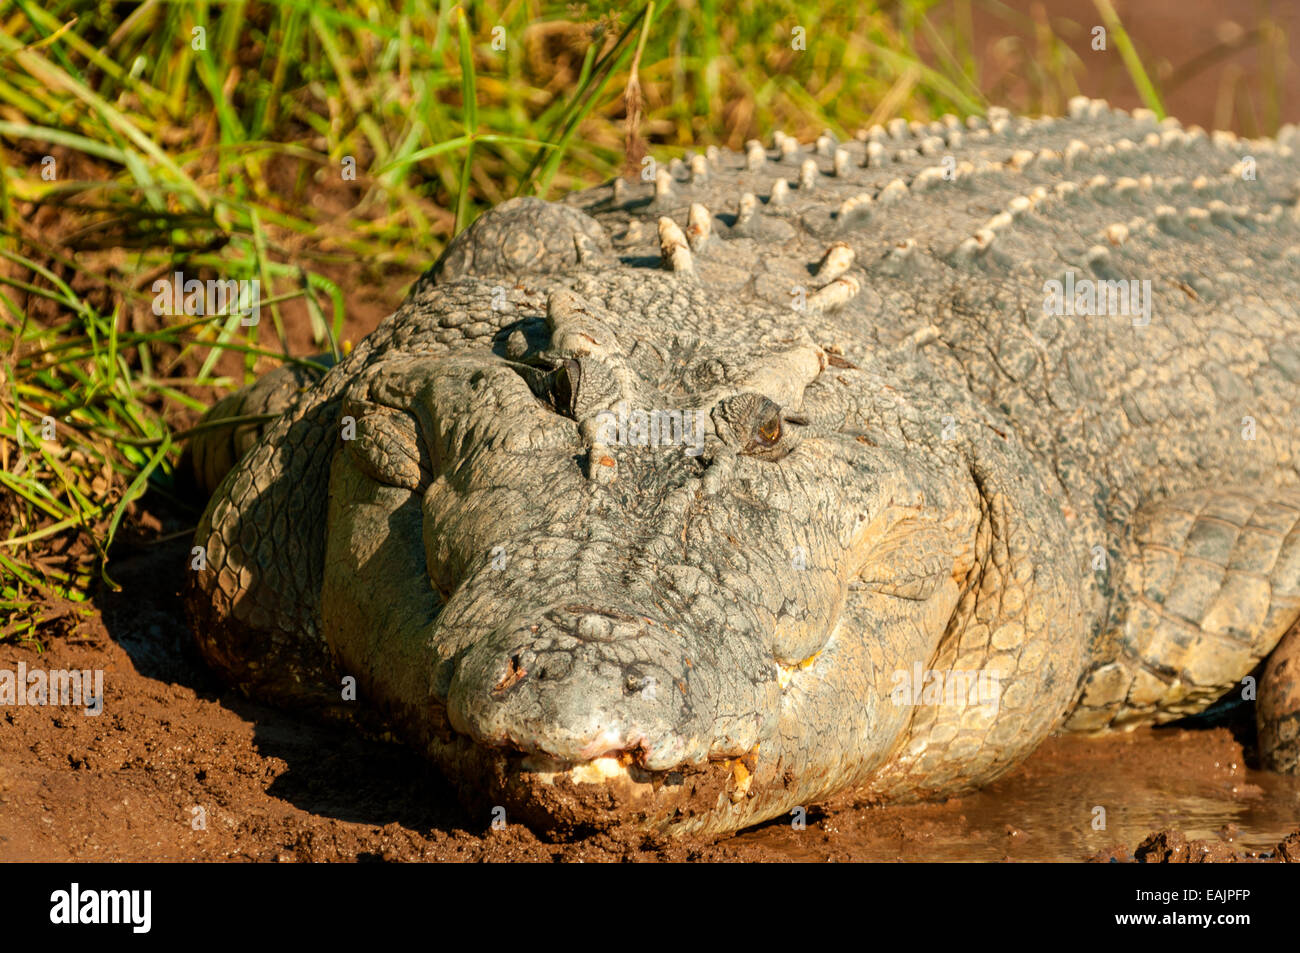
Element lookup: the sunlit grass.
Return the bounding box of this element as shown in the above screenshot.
[0,0,1285,639]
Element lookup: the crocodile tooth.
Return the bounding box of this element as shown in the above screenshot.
[909,120,928,137]
[1067,95,1091,118]
[772,130,789,151]
[799,158,818,190]
[866,124,887,143]
[990,117,1010,135]
[1035,147,1061,168]
[770,178,790,205]
[865,141,886,168]
[690,154,709,182]
[611,177,628,205]
[887,117,909,140]
[745,140,765,171]
[658,217,694,274]
[1085,245,1111,271]
[686,203,712,249]
[706,144,720,166]
[816,135,834,156]
[816,242,855,280]
[1087,175,1110,192]
[1131,107,1158,126]
[832,148,851,178]
[668,156,685,176]
[940,113,961,129]
[965,114,988,130]
[735,192,758,229]
[946,129,963,149]
[1114,177,1140,197]
[779,135,799,161]
[808,276,860,312]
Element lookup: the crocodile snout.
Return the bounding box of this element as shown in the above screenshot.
[446,603,743,771]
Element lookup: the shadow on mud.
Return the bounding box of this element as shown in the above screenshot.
[95,528,476,835]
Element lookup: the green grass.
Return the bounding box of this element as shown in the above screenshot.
[0,0,1286,640]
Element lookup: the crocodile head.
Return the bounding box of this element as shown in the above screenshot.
[322,272,993,835]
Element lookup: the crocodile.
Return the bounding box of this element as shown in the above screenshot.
[185,97,1300,837]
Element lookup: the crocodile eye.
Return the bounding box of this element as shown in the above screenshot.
[755,415,782,446]
[548,359,581,417]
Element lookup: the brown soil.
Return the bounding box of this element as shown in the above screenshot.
[963,0,1300,134]
[3,531,1297,862]
[6,0,1300,866]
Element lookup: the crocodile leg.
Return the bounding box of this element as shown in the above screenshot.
[1259,623,1300,773]
[184,357,334,496]
[1067,486,1300,734]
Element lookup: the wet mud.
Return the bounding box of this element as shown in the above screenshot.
[2,539,1296,862]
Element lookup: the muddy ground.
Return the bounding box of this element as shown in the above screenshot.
[2,533,1298,862]
[6,2,1300,864]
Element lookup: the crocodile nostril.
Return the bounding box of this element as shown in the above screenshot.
[493,655,528,694]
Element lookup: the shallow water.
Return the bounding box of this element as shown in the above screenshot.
[732,726,1300,861]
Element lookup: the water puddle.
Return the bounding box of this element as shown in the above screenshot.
[732,726,1300,861]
